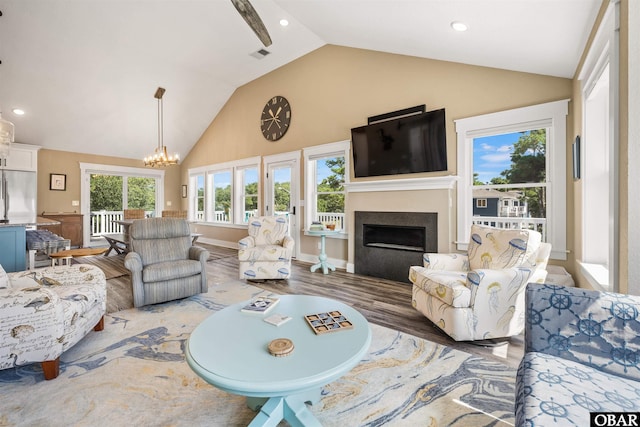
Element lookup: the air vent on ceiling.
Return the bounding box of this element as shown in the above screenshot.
[250,49,271,59]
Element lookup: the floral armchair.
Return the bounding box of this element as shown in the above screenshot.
[409,224,551,341]
[238,215,294,280]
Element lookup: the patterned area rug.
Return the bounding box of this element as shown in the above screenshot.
[0,281,516,426]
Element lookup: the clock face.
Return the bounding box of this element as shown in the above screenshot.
[260,96,291,141]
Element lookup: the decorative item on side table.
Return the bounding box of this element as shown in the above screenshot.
[49,174,66,191]
[240,296,279,315]
[309,221,324,231]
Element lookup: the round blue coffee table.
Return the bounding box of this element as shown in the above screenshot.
[186,295,371,426]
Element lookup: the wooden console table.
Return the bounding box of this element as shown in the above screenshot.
[40,213,83,247]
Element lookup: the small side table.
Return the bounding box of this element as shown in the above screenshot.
[307,229,340,274]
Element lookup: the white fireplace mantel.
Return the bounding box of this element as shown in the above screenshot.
[345,175,458,193]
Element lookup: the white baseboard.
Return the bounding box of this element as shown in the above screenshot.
[196,238,353,273]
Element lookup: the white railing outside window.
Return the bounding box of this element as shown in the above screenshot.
[472,216,547,241]
[89,210,154,236]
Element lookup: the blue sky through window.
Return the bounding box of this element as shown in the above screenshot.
[473,132,523,184]
[273,167,290,183]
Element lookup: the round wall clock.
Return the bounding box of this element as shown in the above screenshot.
[260,96,291,141]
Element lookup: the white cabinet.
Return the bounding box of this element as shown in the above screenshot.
[0,143,40,171]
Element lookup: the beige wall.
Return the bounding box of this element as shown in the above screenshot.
[180,45,573,268]
[37,148,181,216]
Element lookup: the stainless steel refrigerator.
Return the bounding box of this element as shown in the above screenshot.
[1,169,37,224]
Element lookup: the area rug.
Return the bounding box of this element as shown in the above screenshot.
[0,280,516,426]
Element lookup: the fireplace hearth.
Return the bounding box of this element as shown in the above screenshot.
[355,211,437,283]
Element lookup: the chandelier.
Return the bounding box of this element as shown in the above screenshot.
[144,87,179,167]
[0,112,14,160]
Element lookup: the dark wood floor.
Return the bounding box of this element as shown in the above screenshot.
[202,244,524,369]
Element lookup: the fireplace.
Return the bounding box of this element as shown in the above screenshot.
[355,211,437,283]
[363,224,426,252]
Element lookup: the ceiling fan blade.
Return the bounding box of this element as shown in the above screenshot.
[230,0,272,47]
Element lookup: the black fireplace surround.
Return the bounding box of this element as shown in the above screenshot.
[355,211,437,283]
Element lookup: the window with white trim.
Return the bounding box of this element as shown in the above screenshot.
[210,170,232,223]
[188,156,261,226]
[303,141,350,232]
[476,199,487,208]
[455,100,568,260]
[578,1,618,292]
[236,166,259,223]
[472,128,548,237]
[192,174,205,221]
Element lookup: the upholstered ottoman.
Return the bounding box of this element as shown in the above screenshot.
[1,264,107,380]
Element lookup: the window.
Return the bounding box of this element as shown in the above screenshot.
[578,1,618,291]
[193,174,205,221]
[455,99,568,260]
[80,162,164,246]
[304,141,350,232]
[476,199,487,208]
[237,166,259,223]
[472,128,548,238]
[210,170,232,223]
[188,157,260,226]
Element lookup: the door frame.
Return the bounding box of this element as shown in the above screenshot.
[262,151,300,259]
[79,162,165,247]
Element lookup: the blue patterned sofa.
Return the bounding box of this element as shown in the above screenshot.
[516,283,640,425]
[0,264,106,380]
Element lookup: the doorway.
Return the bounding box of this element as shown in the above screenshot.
[263,151,300,258]
[80,163,165,247]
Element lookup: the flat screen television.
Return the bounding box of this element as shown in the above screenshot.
[351,108,447,178]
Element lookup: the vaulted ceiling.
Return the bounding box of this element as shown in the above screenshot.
[0,0,601,161]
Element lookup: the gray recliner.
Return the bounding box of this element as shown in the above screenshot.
[124,218,208,307]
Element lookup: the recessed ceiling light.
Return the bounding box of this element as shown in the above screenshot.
[451,21,468,32]
[280,19,289,27]
[12,108,25,115]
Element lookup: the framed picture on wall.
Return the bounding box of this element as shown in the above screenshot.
[50,173,67,191]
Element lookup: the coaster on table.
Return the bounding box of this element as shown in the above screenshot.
[268,338,294,357]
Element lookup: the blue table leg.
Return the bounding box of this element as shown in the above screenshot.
[310,234,336,274]
[246,389,323,427]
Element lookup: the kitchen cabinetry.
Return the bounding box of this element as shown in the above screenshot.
[0,143,40,171]
[40,213,83,247]
[0,226,26,272]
